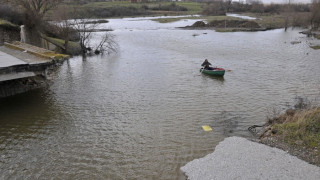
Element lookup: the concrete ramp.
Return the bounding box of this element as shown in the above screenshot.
[181,136,320,180]
[0,51,26,68]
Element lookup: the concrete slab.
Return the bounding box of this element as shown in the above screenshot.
[181,136,320,180]
[0,50,26,68]
[0,72,36,82]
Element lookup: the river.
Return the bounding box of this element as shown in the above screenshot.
[1,16,320,179]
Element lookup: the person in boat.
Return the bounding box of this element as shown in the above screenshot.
[201,59,214,70]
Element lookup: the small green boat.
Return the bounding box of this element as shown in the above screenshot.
[200,67,225,76]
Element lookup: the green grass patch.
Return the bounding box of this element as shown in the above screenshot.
[152,17,182,23]
[174,2,202,14]
[204,15,241,22]
[46,37,81,55]
[310,45,320,50]
[215,28,236,32]
[272,107,320,148]
[46,37,79,49]
[252,14,284,29]
[152,15,240,24]
[242,12,310,29]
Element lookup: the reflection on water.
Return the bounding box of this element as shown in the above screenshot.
[201,74,225,82]
[1,16,320,179]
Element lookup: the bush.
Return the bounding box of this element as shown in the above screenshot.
[264,4,282,14]
[150,3,188,12]
[202,2,226,16]
[0,5,24,25]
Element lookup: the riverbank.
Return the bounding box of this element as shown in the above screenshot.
[175,12,311,32]
[259,106,320,166]
[0,42,68,97]
[181,136,320,180]
[181,104,320,179]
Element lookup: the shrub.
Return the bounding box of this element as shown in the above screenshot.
[202,2,226,16]
[192,21,206,27]
[150,3,188,12]
[0,5,24,25]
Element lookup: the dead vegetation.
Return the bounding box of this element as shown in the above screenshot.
[259,97,320,166]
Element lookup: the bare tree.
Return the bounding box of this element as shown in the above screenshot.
[51,5,74,54]
[94,32,117,55]
[284,0,293,31]
[9,0,61,17]
[50,3,117,56]
[72,18,98,54]
[72,18,117,55]
[8,0,62,45]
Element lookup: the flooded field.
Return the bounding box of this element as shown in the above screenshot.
[1,16,320,179]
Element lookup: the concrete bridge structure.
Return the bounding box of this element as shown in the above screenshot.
[0,41,69,97]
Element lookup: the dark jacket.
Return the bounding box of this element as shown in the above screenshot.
[201,61,212,69]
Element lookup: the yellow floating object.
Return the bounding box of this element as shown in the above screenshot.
[202,125,212,132]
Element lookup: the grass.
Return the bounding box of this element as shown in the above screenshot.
[46,37,79,49]
[54,1,203,18]
[203,15,241,22]
[240,13,285,29]
[0,19,20,31]
[152,15,240,24]
[45,37,81,55]
[271,107,320,149]
[152,17,182,23]
[255,15,284,29]
[128,10,308,31]
[310,45,320,50]
[43,51,69,59]
[215,28,238,32]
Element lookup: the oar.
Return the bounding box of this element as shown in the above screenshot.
[200,66,205,73]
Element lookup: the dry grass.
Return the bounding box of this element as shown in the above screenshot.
[259,96,320,165]
[270,107,320,148]
[310,45,320,50]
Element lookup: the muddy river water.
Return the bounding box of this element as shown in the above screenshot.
[1,16,320,179]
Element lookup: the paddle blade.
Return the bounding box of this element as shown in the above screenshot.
[202,125,212,132]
